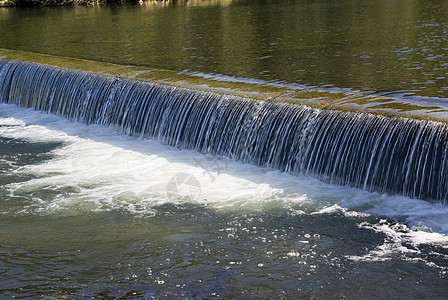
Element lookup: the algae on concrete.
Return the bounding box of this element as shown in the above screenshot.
[1,48,447,123]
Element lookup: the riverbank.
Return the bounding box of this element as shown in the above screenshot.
[0,0,154,7]
[0,0,211,7]
[0,0,101,6]
[0,0,190,7]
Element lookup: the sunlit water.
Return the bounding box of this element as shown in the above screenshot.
[1,0,448,98]
[1,0,448,297]
[1,104,448,298]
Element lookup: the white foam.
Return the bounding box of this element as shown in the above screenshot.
[1,104,300,215]
[347,220,448,269]
[1,103,447,238]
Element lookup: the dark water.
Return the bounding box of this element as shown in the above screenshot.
[1,0,448,98]
[2,203,446,299]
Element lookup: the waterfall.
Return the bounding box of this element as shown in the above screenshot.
[0,60,447,204]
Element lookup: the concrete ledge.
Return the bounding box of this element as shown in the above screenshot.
[1,48,447,123]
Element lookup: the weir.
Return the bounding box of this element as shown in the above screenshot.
[0,59,447,204]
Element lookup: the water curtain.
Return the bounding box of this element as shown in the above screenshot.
[1,60,446,203]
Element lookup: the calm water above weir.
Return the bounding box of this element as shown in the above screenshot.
[1,0,448,298]
[1,0,448,98]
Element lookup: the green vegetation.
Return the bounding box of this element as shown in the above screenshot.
[0,0,143,7]
[0,0,96,6]
[0,0,224,6]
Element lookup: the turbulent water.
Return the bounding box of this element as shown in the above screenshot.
[1,0,448,298]
[1,103,448,298]
[1,60,448,203]
[0,60,448,298]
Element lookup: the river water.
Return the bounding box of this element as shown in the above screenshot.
[1,103,447,298]
[1,0,448,98]
[1,0,448,298]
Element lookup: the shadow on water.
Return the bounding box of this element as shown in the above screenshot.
[0,134,63,184]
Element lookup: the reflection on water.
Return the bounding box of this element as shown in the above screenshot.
[1,1,448,298]
[1,0,448,98]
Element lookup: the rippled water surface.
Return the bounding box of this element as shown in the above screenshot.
[1,0,448,298]
[1,0,448,98]
[1,105,448,298]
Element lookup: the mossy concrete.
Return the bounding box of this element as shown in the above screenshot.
[1,48,448,123]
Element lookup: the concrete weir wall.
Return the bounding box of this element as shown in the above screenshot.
[1,48,447,123]
[1,48,447,204]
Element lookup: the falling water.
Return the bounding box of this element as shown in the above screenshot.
[0,60,447,203]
